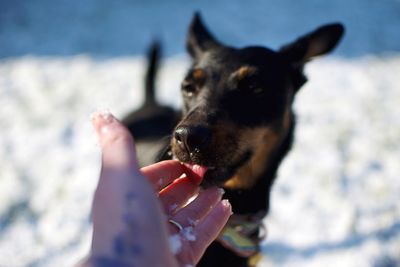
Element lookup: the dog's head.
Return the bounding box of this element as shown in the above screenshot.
[171,13,344,189]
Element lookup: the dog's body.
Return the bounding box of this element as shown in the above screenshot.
[124,14,344,267]
[123,41,179,167]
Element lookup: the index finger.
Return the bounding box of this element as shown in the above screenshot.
[140,161,207,191]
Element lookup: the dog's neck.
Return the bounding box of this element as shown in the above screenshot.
[223,115,295,215]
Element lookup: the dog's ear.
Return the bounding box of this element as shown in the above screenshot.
[186,12,222,58]
[279,23,345,65]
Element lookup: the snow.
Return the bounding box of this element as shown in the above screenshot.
[1,54,398,267]
[182,227,196,242]
[1,1,400,267]
[187,218,199,227]
[168,234,182,255]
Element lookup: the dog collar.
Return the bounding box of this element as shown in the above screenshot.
[217,211,267,258]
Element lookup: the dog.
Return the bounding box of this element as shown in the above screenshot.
[124,13,344,267]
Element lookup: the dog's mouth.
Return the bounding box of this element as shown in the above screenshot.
[201,166,234,187]
[181,150,253,187]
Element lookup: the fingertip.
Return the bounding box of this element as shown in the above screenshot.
[181,164,207,185]
[190,198,232,262]
[221,199,233,216]
[91,110,116,143]
[91,110,133,146]
[91,109,115,134]
[209,199,233,224]
[91,110,139,170]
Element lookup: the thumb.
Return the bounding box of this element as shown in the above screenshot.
[91,110,140,173]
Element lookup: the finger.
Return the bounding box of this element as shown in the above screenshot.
[91,110,139,172]
[168,187,224,232]
[91,111,141,207]
[141,161,206,191]
[158,175,200,214]
[190,200,232,263]
[141,160,186,191]
[90,111,143,256]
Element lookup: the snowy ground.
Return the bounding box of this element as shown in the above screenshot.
[1,1,400,267]
[0,55,399,267]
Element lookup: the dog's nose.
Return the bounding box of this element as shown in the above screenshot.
[174,125,211,153]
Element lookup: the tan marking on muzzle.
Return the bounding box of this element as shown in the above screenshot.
[224,109,292,190]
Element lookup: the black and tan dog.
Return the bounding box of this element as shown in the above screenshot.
[124,13,344,267]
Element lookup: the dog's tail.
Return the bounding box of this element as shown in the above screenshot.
[144,40,161,107]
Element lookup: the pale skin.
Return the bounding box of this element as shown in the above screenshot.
[80,111,232,267]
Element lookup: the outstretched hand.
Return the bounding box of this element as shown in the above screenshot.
[82,111,232,267]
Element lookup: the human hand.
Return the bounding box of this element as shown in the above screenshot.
[82,111,232,267]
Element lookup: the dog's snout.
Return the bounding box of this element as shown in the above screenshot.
[174,125,211,154]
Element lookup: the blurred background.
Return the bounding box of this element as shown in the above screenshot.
[0,1,399,266]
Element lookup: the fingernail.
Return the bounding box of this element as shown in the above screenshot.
[221,199,233,215]
[91,109,115,124]
[217,187,225,196]
[91,109,116,140]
